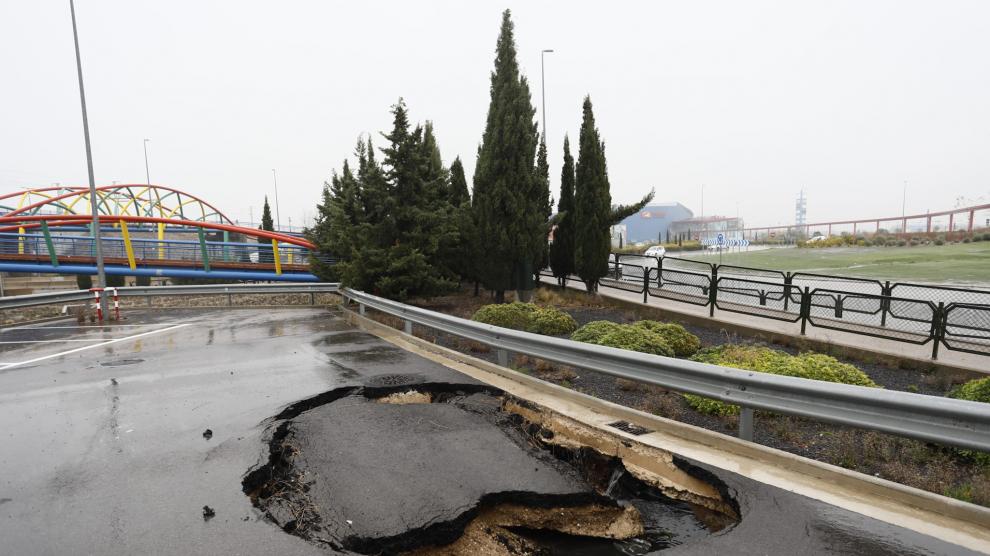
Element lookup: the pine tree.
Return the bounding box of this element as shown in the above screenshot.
[472,9,541,302]
[448,157,470,207]
[549,135,576,285]
[311,100,458,299]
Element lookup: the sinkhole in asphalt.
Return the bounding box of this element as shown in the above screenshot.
[243,382,739,555]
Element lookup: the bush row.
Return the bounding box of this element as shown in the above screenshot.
[569,320,701,358]
[471,302,578,336]
[684,345,878,416]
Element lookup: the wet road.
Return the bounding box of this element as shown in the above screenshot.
[0,307,979,555]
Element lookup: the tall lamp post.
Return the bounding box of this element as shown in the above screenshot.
[540,49,554,145]
[143,138,151,184]
[271,169,282,231]
[69,0,106,315]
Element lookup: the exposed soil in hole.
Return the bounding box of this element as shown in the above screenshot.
[243,382,739,554]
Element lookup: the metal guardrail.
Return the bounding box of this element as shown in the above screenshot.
[0,282,340,310]
[341,288,990,453]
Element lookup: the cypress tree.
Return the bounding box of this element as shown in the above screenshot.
[549,135,575,285]
[259,196,275,263]
[573,96,654,292]
[472,10,541,302]
[260,197,274,232]
[533,137,552,280]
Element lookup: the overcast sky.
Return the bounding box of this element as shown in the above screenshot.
[2,1,988,229]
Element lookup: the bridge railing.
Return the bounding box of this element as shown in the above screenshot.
[0,232,324,274]
[341,288,990,452]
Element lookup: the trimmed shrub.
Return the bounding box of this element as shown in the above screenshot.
[570,320,623,343]
[595,326,674,357]
[983,232,990,241]
[471,302,536,331]
[951,377,990,404]
[472,303,577,336]
[633,321,701,357]
[949,377,990,465]
[685,345,878,415]
[934,239,945,246]
[529,306,578,335]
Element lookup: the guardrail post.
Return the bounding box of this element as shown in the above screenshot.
[800,287,811,335]
[708,265,718,317]
[359,303,366,316]
[404,319,412,335]
[835,295,844,318]
[931,302,945,360]
[310,292,316,305]
[497,348,509,367]
[738,407,754,441]
[656,257,664,289]
[642,266,649,303]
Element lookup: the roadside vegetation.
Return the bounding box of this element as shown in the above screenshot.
[388,284,990,507]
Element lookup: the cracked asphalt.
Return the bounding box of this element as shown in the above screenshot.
[0,307,980,555]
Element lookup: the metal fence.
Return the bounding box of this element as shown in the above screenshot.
[341,288,990,451]
[555,254,990,361]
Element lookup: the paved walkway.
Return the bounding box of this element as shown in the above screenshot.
[538,276,989,375]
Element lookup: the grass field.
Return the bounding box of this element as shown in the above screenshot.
[681,243,990,285]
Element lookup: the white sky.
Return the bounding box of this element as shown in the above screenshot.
[1,1,988,229]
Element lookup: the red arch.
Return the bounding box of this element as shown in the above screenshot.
[0,214,315,249]
[1,185,233,224]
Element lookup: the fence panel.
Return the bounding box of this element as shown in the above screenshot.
[649,267,712,306]
[715,276,801,322]
[941,303,990,356]
[806,288,936,344]
[599,259,647,294]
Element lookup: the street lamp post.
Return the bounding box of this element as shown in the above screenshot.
[271,169,282,231]
[540,49,554,145]
[69,0,106,315]
[143,138,151,184]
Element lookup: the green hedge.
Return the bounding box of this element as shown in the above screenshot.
[685,345,878,416]
[949,377,990,465]
[596,326,674,357]
[633,321,701,357]
[471,302,577,336]
[570,320,623,343]
[571,321,674,357]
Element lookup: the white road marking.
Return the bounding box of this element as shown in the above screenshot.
[1,323,181,332]
[0,323,191,370]
[0,339,111,344]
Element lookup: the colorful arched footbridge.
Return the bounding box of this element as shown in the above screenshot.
[0,185,329,282]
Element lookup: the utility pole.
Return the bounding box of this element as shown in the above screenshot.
[540,49,554,147]
[271,169,282,231]
[902,180,907,218]
[70,0,106,315]
[143,138,151,184]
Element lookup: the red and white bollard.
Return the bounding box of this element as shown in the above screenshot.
[107,287,120,321]
[89,288,104,322]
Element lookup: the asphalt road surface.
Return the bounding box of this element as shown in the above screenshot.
[0,307,979,555]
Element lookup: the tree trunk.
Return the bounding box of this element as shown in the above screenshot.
[474,281,480,297]
[495,290,505,304]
